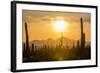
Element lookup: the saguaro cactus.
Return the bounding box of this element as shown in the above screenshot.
[77,40,79,48]
[31,43,34,55]
[25,22,30,57]
[80,18,85,49]
[60,32,63,47]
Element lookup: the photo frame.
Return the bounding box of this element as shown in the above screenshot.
[11,1,98,72]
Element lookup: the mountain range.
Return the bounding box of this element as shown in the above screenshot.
[29,37,90,48]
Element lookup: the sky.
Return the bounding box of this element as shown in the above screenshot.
[22,10,91,42]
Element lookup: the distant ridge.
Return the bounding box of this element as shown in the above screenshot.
[29,37,90,48]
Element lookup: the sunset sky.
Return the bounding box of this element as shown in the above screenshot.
[22,10,91,42]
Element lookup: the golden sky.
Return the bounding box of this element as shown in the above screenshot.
[22,10,91,42]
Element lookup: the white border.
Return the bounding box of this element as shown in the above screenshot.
[16,3,96,70]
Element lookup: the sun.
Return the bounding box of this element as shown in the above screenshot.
[54,19,67,32]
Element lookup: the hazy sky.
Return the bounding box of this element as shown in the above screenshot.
[22,10,91,42]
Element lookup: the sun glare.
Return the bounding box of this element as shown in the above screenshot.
[54,19,67,32]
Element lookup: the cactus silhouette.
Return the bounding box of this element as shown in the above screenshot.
[77,40,79,48]
[80,18,85,49]
[25,22,30,57]
[31,44,34,54]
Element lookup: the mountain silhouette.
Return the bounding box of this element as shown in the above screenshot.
[29,37,77,48]
[29,37,90,49]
